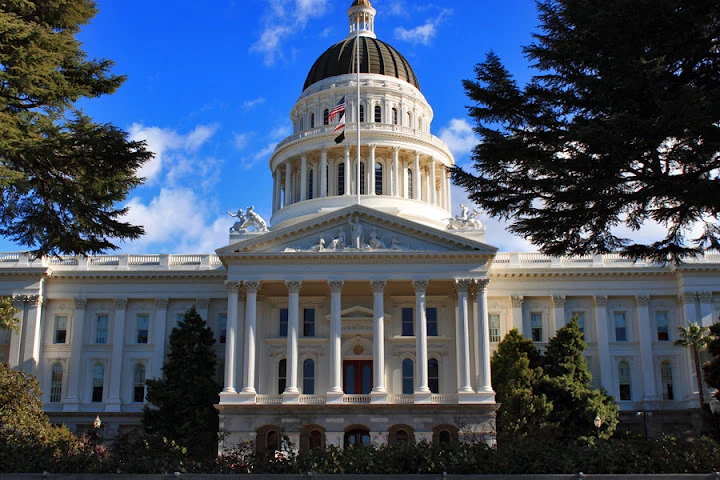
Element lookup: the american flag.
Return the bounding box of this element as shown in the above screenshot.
[328,96,345,121]
[333,113,345,132]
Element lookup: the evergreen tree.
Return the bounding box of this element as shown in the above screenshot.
[453,0,720,263]
[0,297,19,333]
[0,0,151,256]
[703,322,720,402]
[491,329,551,438]
[675,322,713,409]
[143,307,221,459]
[538,319,618,439]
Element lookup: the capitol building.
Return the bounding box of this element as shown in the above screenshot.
[0,0,717,450]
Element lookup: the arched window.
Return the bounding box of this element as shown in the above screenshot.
[133,363,146,403]
[278,359,287,394]
[309,429,323,449]
[323,108,329,125]
[303,358,315,395]
[256,425,283,455]
[374,105,382,123]
[432,424,459,445]
[359,104,365,123]
[308,169,314,200]
[92,364,104,403]
[50,363,63,402]
[344,426,371,448]
[407,168,413,198]
[300,425,326,452]
[375,163,383,194]
[310,112,315,129]
[618,361,631,400]
[388,424,415,445]
[392,107,398,125]
[266,430,280,452]
[299,117,304,131]
[407,111,412,128]
[360,162,366,194]
[661,361,674,400]
[338,162,345,196]
[402,358,414,394]
[428,358,439,393]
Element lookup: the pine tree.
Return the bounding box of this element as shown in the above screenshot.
[0,0,151,256]
[453,0,720,263]
[703,322,720,402]
[143,307,221,459]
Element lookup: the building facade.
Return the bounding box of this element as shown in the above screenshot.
[0,0,717,450]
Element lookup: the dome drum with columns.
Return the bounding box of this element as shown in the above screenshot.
[0,0,715,453]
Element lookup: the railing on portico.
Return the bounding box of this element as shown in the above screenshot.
[431,394,458,404]
[343,394,371,404]
[299,394,327,404]
[256,395,283,405]
[387,394,414,404]
[251,393,460,405]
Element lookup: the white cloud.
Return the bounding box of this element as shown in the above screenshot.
[271,124,293,140]
[252,0,330,66]
[394,7,452,46]
[242,97,266,109]
[233,132,251,150]
[439,118,478,159]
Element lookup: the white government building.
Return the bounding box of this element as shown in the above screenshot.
[0,0,716,450]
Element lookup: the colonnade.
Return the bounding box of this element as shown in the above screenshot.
[221,278,493,403]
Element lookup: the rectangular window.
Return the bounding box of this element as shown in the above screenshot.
[303,308,315,337]
[136,314,149,344]
[96,315,108,344]
[531,313,543,342]
[614,312,627,341]
[54,316,67,344]
[618,361,631,400]
[401,308,413,336]
[572,312,585,334]
[279,308,288,337]
[426,308,438,336]
[219,314,227,344]
[656,311,669,341]
[489,314,501,343]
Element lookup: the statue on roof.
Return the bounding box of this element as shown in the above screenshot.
[227,206,268,233]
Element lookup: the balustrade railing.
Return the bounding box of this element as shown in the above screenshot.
[431,394,458,404]
[256,395,282,405]
[342,394,371,404]
[299,394,327,405]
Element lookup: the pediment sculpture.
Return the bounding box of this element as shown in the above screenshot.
[227,206,268,233]
[447,204,485,232]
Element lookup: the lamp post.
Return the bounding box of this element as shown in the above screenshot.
[593,415,602,439]
[636,411,652,440]
[93,415,102,441]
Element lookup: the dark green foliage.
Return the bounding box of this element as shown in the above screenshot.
[453,0,720,263]
[0,296,19,332]
[704,322,720,401]
[0,0,151,256]
[492,321,618,440]
[143,306,221,459]
[675,322,713,409]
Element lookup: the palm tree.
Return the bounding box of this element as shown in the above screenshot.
[0,297,19,333]
[675,322,713,410]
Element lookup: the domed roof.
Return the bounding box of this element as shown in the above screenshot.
[351,0,373,6]
[303,36,420,91]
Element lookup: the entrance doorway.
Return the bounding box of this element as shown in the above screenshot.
[343,360,372,394]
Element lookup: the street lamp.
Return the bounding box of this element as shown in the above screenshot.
[636,411,652,440]
[93,415,102,441]
[710,398,720,441]
[593,415,602,438]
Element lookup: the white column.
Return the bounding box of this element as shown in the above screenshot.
[392,147,400,197]
[196,297,209,320]
[430,158,437,205]
[284,281,302,396]
[699,291,713,327]
[300,154,307,201]
[475,279,493,393]
[320,148,328,198]
[682,291,698,325]
[273,170,280,212]
[413,152,421,200]
[413,280,430,396]
[636,295,657,401]
[344,146,351,195]
[593,295,613,392]
[328,281,344,400]
[552,295,566,331]
[152,298,168,379]
[243,281,260,394]
[222,282,240,394]
[107,297,127,411]
[371,280,387,396]
[511,295,524,334]
[64,297,87,411]
[444,169,451,210]
[22,288,44,375]
[284,161,292,206]
[8,295,25,369]
[369,144,377,195]
[455,279,473,393]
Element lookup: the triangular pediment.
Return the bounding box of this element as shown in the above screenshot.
[216,205,498,257]
[340,305,374,320]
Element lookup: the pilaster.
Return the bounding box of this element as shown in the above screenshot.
[106,297,127,411]
[413,279,431,402]
[327,280,344,404]
[370,280,387,402]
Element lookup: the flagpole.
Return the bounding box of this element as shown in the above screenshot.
[356,18,361,206]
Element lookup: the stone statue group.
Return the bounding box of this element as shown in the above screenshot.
[312,216,404,251]
[227,206,268,233]
[446,204,484,231]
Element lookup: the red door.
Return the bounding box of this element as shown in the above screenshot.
[343,360,373,394]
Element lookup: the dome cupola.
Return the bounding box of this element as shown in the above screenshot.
[347,0,376,39]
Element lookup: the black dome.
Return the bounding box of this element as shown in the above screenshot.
[303,36,420,91]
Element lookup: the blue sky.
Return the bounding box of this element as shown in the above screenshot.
[3,0,549,254]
